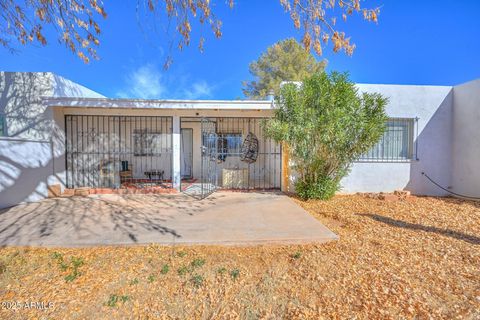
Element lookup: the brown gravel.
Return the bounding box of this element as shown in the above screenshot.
[0,195,479,319]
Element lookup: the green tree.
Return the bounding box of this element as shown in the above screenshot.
[243,38,326,99]
[264,72,388,200]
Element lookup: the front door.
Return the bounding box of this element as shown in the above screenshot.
[180,128,193,179]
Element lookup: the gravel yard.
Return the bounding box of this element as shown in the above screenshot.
[0,195,479,319]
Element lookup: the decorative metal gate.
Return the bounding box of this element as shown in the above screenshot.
[180,116,281,197]
[200,118,218,199]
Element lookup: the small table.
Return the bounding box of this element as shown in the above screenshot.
[144,170,164,181]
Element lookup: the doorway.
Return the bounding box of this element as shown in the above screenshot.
[180,128,193,179]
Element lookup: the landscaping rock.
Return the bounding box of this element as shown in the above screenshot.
[74,188,90,197]
[47,184,61,198]
[378,193,398,201]
[394,190,412,200]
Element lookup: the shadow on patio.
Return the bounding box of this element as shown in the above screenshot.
[0,193,224,247]
[0,192,337,247]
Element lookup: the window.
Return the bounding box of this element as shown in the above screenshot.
[359,118,416,161]
[133,130,170,156]
[0,113,5,137]
[218,133,243,155]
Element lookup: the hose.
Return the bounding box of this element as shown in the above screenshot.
[421,172,480,200]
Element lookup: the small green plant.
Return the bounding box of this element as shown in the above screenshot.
[51,252,63,260]
[129,278,139,285]
[177,266,189,276]
[190,274,204,288]
[230,269,240,280]
[106,295,118,307]
[190,258,205,268]
[64,272,79,282]
[106,294,129,307]
[160,264,170,274]
[217,267,227,275]
[71,257,84,268]
[291,252,302,259]
[147,274,156,283]
[52,252,68,271]
[176,251,187,258]
[62,256,85,282]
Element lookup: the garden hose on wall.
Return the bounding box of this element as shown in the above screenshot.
[422,172,480,200]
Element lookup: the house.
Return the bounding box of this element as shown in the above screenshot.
[1,72,479,208]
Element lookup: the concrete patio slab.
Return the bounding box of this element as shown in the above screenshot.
[0,191,338,247]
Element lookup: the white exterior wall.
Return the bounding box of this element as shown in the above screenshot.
[451,79,480,198]
[341,84,454,196]
[2,71,480,208]
[0,72,103,208]
[286,84,455,196]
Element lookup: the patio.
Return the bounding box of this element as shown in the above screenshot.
[0,191,338,247]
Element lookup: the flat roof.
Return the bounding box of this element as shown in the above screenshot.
[42,97,275,110]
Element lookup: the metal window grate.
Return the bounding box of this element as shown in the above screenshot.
[359,118,416,162]
[180,117,282,191]
[0,113,5,137]
[65,115,173,189]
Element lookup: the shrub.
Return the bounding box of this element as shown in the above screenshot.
[295,175,340,200]
[264,72,387,200]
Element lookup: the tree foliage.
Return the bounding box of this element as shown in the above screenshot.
[0,0,380,65]
[280,0,380,56]
[0,0,107,63]
[243,38,326,99]
[264,72,388,200]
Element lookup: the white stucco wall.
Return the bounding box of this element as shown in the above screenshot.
[451,79,480,198]
[0,138,54,207]
[2,71,478,208]
[285,84,455,196]
[0,72,103,208]
[340,84,454,196]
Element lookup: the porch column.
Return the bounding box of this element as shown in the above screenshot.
[172,115,181,191]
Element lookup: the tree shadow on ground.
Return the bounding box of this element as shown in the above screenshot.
[359,213,480,245]
[0,193,220,246]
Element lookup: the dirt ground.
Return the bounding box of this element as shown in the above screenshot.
[0,195,479,319]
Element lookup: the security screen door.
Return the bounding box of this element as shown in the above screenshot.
[200,118,218,199]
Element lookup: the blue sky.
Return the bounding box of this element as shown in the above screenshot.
[1,0,479,99]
